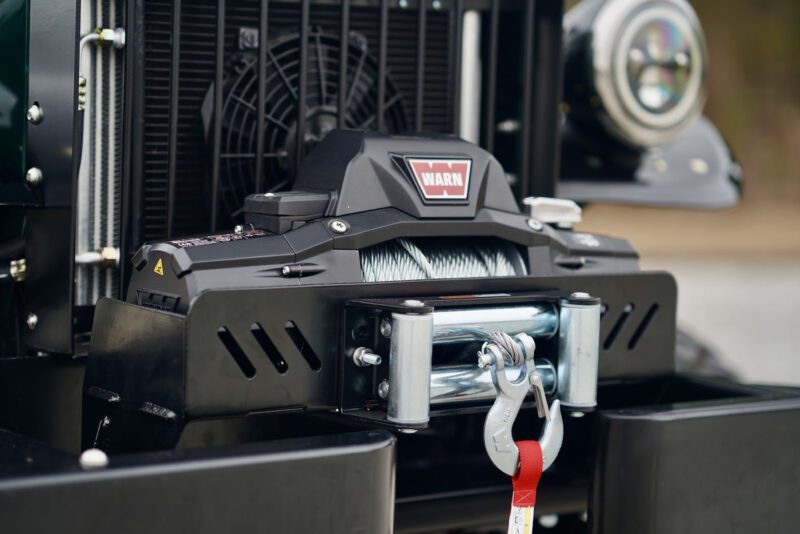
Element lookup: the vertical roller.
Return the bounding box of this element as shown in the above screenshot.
[557,292,601,412]
[388,310,434,427]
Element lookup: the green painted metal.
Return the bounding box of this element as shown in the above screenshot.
[0,0,29,182]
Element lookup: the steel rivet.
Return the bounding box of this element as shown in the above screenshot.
[380,319,392,338]
[329,220,348,234]
[653,158,669,173]
[26,313,38,330]
[26,167,43,185]
[378,380,390,399]
[27,104,44,124]
[689,158,709,175]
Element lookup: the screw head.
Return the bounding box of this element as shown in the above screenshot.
[329,220,348,234]
[281,265,291,276]
[379,319,392,338]
[79,448,109,469]
[527,218,543,231]
[402,299,425,308]
[26,313,38,330]
[377,380,390,399]
[234,224,244,235]
[26,167,43,185]
[27,104,44,124]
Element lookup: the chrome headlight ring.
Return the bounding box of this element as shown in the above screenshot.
[591,0,708,147]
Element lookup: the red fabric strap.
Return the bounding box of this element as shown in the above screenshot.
[511,440,543,507]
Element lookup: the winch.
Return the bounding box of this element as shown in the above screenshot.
[83,130,676,455]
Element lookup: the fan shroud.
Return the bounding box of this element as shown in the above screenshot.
[203,28,410,220]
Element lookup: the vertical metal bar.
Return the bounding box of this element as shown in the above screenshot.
[519,0,536,199]
[338,0,350,129]
[254,0,269,193]
[377,0,388,131]
[450,0,464,135]
[296,0,310,171]
[529,0,564,198]
[166,0,182,238]
[415,0,426,131]
[484,0,499,153]
[119,0,142,297]
[211,0,226,230]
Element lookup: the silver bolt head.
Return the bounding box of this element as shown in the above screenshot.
[329,220,348,234]
[79,448,109,469]
[26,313,38,330]
[527,218,543,231]
[26,167,43,185]
[379,319,392,338]
[234,224,244,235]
[377,380,390,399]
[402,299,425,308]
[27,104,44,124]
[570,292,591,299]
[281,265,291,276]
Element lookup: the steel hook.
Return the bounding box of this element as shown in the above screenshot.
[481,334,564,476]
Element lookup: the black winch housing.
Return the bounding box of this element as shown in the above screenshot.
[84,131,675,452]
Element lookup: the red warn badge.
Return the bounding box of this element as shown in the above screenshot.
[407,158,472,201]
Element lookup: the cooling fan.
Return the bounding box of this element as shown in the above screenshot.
[202,28,410,220]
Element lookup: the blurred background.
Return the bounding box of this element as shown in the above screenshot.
[574,0,800,384]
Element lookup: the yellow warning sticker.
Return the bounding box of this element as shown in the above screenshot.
[153,258,164,276]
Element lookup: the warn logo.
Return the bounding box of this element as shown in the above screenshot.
[407,158,472,201]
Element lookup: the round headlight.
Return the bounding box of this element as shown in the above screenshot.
[582,0,708,147]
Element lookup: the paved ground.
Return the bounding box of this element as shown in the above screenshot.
[575,204,800,386]
[642,256,800,385]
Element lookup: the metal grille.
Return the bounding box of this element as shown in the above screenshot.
[131,0,565,245]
